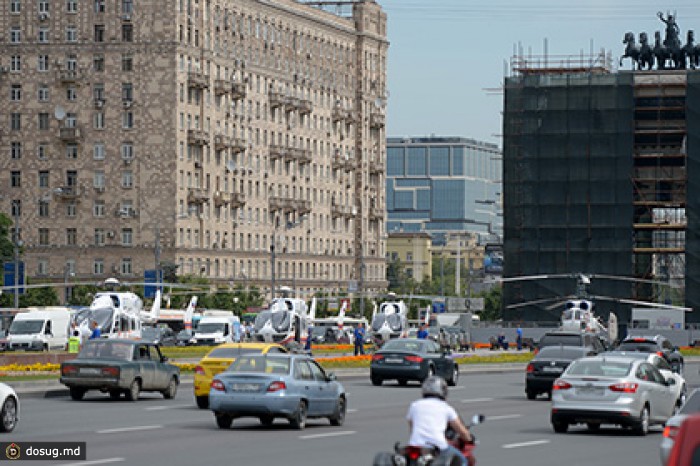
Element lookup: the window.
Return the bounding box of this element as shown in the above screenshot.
[93,112,105,129]
[38,171,49,188]
[122,83,133,101]
[122,24,133,42]
[10,55,20,72]
[10,84,22,101]
[94,25,105,42]
[10,27,21,44]
[93,83,105,101]
[66,86,77,101]
[67,0,77,13]
[38,260,48,276]
[37,144,48,160]
[66,26,77,42]
[121,171,133,188]
[66,202,77,217]
[38,113,49,130]
[38,55,49,71]
[10,0,20,14]
[38,28,49,43]
[121,228,133,245]
[66,54,77,71]
[93,170,105,189]
[10,171,21,187]
[94,228,106,246]
[39,228,50,246]
[10,113,21,131]
[93,143,105,160]
[93,200,105,217]
[38,200,49,217]
[93,54,105,71]
[120,258,132,275]
[93,259,105,275]
[11,142,22,159]
[65,112,76,127]
[121,54,133,71]
[122,111,133,129]
[121,143,133,160]
[38,0,49,13]
[65,144,78,159]
[11,200,21,217]
[38,85,49,101]
[94,0,105,12]
[66,228,77,246]
[122,0,133,13]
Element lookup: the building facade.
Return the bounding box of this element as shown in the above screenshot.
[503,54,697,323]
[386,137,502,240]
[386,232,432,283]
[0,0,388,299]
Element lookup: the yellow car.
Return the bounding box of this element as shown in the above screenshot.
[194,342,288,409]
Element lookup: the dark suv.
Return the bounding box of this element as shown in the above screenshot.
[616,334,684,374]
[537,331,607,354]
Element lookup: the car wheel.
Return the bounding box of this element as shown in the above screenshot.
[215,413,233,429]
[423,365,435,382]
[289,401,307,430]
[0,397,17,433]
[552,421,568,433]
[125,380,141,402]
[259,415,274,427]
[109,390,121,400]
[632,405,650,436]
[526,390,537,400]
[587,422,601,432]
[196,396,209,409]
[69,387,86,401]
[371,375,383,386]
[162,377,178,399]
[447,365,459,387]
[329,397,346,426]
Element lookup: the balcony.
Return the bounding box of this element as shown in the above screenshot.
[53,185,81,200]
[331,202,353,218]
[57,69,81,84]
[187,187,209,205]
[231,83,246,100]
[332,107,354,122]
[370,112,385,129]
[230,137,246,153]
[293,199,312,215]
[268,91,288,109]
[332,154,355,172]
[269,144,287,160]
[298,99,313,115]
[213,191,231,207]
[58,126,81,142]
[230,192,246,208]
[214,79,232,95]
[369,159,385,174]
[288,147,312,164]
[369,206,384,220]
[187,129,209,146]
[187,70,210,89]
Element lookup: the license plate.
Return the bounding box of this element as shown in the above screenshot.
[577,386,603,395]
[542,367,562,373]
[79,368,101,375]
[231,383,260,392]
[385,358,404,364]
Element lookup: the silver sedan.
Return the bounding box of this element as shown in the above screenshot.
[550,355,678,435]
[209,354,346,430]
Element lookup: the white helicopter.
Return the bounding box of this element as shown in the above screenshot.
[252,287,315,345]
[370,293,410,343]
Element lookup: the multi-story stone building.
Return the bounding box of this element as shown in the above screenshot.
[0,0,388,299]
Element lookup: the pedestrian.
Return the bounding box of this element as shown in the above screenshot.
[417,324,429,339]
[305,325,313,355]
[353,323,366,355]
[516,325,523,351]
[89,320,101,340]
[438,328,450,351]
[67,324,81,353]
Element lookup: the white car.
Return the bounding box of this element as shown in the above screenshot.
[0,383,19,432]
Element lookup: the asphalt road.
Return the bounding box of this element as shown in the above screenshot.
[6,362,699,466]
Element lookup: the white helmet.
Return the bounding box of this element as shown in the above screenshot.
[421,376,448,400]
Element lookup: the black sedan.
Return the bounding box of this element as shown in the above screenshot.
[370,338,458,387]
[525,345,592,400]
[141,327,177,346]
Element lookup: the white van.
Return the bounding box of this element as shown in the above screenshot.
[190,311,240,345]
[7,307,72,351]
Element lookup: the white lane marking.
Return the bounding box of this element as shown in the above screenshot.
[97,425,162,434]
[460,398,494,403]
[487,414,522,421]
[145,404,191,411]
[299,430,356,440]
[57,458,125,466]
[502,440,550,449]
[347,408,358,413]
[449,386,467,390]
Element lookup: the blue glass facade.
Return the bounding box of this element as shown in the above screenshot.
[386,137,502,238]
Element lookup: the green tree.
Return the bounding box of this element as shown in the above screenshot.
[0,213,14,264]
[0,285,60,307]
[477,286,502,321]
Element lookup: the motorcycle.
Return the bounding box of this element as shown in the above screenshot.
[372,414,485,466]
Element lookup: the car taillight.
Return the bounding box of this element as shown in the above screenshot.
[656,351,665,358]
[526,363,534,373]
[210,380,226,392]
[195,365,205,375]
[663,425,679,439]
[267,381,287,392]
[101,367,119,377]
[405,356,423,363]
[552,379,572,390]
[62,365,78,376]
[404,446,422,461]
[371,354,385,362]
[609,382,638,393]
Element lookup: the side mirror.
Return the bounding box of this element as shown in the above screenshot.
[326,372,337,382]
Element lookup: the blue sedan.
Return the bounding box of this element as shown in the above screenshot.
[209,354,346,430]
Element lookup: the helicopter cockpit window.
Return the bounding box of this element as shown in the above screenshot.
[580,302,589,310]
[574,311,582,321]
[563,310,573,320]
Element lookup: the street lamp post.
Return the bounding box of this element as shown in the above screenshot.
[270,232,276,299]
[12,206,21,309]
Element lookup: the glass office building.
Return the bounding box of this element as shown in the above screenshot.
[386,137,502,239]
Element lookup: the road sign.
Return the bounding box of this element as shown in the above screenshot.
[3,262,25,294]
[348,280,358,293]
[144,269,162,299]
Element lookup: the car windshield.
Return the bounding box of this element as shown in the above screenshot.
[617,342,657,352]
[9,320,44,335]
[141,328,159,338]
[539,335,582,347]
[566,359,632,377]
[228,355,290,374]
[197,323,226,333]
[679,390,700,414]
[535,346,587,360]
[311,327,327,336]
[78,341,133,361]
[207,347,263,358]
[381,340,424,352]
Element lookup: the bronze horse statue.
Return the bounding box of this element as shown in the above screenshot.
[653,30,672,69]
[638,32,654,70]
[620,32,641,69]
[683,30,699,69]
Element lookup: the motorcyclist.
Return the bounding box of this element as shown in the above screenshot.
[406,376,472,466]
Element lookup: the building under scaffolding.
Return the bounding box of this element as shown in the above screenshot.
[502,51,697,323]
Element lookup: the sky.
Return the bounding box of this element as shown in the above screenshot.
[378,0,700,147]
